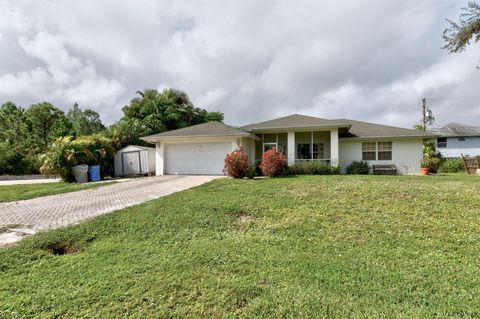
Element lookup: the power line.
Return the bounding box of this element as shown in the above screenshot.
[425,95,480,101]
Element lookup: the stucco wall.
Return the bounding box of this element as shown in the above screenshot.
[339,138,424,175]
[240,137,256,165]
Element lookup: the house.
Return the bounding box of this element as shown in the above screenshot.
[429,123,480,158]
[141,114,435,175]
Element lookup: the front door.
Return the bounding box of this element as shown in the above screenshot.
[122,151,141,176]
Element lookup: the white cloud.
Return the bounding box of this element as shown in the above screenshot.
[0,30,124,118]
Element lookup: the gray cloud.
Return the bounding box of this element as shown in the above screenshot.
[0,0,479,128]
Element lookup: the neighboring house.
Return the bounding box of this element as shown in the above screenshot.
[141,114,435,175]
[429,123,480,158]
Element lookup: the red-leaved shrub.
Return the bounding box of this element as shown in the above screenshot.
[224,146,249,178]
[260,148,287,177]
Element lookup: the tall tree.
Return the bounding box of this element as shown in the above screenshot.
[67,103,105,136]
[0,102,30,153]
[443,2,480,53]
[121,88,224,135]
[26,102,72,151]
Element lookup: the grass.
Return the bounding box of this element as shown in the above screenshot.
[1,175,480,318]
[0,181,116,203]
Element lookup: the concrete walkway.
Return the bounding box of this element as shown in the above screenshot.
[0,175,220,246]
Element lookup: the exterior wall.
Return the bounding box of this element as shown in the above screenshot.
[339,138,424,175]
[240,137,256,165]
[438,136,480,158]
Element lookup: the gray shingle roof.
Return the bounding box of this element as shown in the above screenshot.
[141,121,249,141]
[429,123,480,137]
[242,114,351,131]
[141,114,436,141]
[342,120,436,138]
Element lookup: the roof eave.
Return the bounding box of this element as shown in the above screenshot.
[140,132,257,143]
[243,123,352,132]
[340,134,438,140]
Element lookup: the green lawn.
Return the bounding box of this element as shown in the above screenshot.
[0,181,115,203]
[1,175,480,318]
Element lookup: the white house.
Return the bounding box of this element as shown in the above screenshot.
[430,123,480,158]
[141,114,435,175]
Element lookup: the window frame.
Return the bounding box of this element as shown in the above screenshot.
[362,142,377,161]
[263,142,277,153]
[313,143,325,159]
[296,143,312,160]
[437,138,447,148]
[362,141,392,161]
[377,141,392,160]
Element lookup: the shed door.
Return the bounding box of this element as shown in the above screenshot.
[122,151,141,176]
[165,142,232,175]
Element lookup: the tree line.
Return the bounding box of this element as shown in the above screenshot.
[0,88,223,175]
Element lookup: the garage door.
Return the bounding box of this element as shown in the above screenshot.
[165,142,232,175]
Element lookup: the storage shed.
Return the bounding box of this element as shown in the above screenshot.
[114,145,156,177]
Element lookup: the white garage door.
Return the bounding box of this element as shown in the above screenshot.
[165,142,232,175]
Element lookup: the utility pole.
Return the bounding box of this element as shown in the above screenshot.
[422,98,427,131]
[421,97,434,131]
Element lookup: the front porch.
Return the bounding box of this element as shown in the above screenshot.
[254,129,339,166]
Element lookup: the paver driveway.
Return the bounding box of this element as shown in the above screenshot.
[0,175,220,245]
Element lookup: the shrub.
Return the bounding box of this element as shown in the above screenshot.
[223,146,249,178]
[287,161,340,175]
[424,157,443,174]
[440,158,465,173]
[346,161,370,174]
[246,166,256,179]
[40,135,114,182]
[259,149,287,177]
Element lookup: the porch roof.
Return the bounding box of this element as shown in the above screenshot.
[241,114,351,131]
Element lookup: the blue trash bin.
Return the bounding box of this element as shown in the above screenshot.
[88,165,101,182]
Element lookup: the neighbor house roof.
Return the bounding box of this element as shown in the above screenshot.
[341,120,436,139]
[141,121,251,142]
[429,123,480,138]
[241,114,352,131]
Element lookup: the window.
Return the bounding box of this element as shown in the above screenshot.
[437,138,447,148]
[458,137,466,142]
[362,142,392,161]
[362,142,377,160]
[313,143,325,159]
[297,143,311,159]
[263,143,277,152]
[377,142,392,160]
[278,143,287,155]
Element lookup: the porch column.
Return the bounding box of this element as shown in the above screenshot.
[287,131,295,165]
[156,141,164,175]
[330,128,339,166]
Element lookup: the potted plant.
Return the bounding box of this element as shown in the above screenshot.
[420,160,430,175]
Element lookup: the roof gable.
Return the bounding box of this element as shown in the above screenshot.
[242,114,351,131]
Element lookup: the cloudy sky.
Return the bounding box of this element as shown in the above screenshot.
[1,0,479,128]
